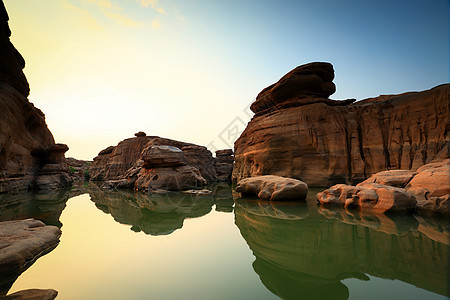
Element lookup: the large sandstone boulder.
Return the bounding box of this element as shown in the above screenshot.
[89,135,217,183]
[0,220,60,295]
[233,62,449,187]
[236,175,308,201]
[0,2,71,192]
[317,183,417,213]
[317,160,449,214]
[250,62,336,114]
[104,145,207,192]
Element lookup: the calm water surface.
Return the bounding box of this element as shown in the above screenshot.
[4,184,449,300]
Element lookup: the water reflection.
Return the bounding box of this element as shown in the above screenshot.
[88,183,233,235]
[234,199,450,299]
[0,189,74,227]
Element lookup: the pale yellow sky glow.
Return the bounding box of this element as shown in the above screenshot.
[5,0,255,160]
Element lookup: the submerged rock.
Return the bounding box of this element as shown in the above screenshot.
[233,62,449,186]
[236,175,308,201]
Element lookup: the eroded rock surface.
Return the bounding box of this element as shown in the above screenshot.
[236,175,308,201]
[233,62,449,186]
[214,149,234,182]
[0,2,71,192]
[0,220,60,295]
[90,134,234,186]
[317,160,449,214]
[0,289,58,300]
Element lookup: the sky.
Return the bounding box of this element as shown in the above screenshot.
[4,0,449,160]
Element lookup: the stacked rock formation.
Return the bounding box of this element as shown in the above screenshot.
[214,149,234,181]
[317,159,449,214]
[233,62,449,187]
[90,132,234,185]
[0,1,71,192]
[101,144,207,192]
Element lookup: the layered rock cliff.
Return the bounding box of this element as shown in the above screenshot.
[233,62,449,186]
[90,132,233,184]
[0,1,71,192]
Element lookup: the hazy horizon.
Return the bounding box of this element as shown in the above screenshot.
[4,0,449,160]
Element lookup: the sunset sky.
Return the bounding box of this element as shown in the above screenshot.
[4,0,449,160]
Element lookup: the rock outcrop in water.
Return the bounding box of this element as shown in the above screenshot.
[0,219,61,295]
[233,62,449,186]
[0,1,71,193]
[236,175,308,201]
[89,133,233,186]
[317,159,449,214]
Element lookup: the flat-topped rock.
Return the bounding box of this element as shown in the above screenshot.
[0,289,58,300]
[0,220,61,294]
[141,145,187,168]
[362,170,417,188]
[236,175,308,201]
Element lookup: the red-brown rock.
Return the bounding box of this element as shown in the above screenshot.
[233,62,449,187]
[0,3,71,192]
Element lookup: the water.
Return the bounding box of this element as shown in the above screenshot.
[2,184,449,299]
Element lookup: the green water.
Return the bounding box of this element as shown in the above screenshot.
[2,184,449,299]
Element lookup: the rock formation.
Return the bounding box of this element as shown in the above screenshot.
[0,220,61,295]
[236,175,308,201]
[90,134,234,186]
[0,1,71,193]
[66,157,92,182]
[214,149,234,182]
[0,289,58,300]
[233,62,449,187]
[317,159,449,214]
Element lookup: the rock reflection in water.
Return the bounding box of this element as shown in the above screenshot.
[0,189,73,227]
[88,184,233,235]
[234,199,450,300]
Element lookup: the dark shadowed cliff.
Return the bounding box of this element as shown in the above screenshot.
[0,0,71,192]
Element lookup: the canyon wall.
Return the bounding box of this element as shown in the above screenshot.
[233,62,449,186]
[0,1,71,192]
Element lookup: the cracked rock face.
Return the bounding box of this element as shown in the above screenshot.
[233,62,449,186]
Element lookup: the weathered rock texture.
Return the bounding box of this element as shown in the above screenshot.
[0,2,71,192]
[233,62,449,187]
[0,289,58,300]
[0,220,60,295]
[214,149,234,182]
[317,159,449,214]
[234,200,449,299]
[66,157,92,182]
[90,134,234,186]
[236,175,308,201]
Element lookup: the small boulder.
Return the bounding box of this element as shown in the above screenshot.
[134,131,146,137]
[236,175,308,201]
